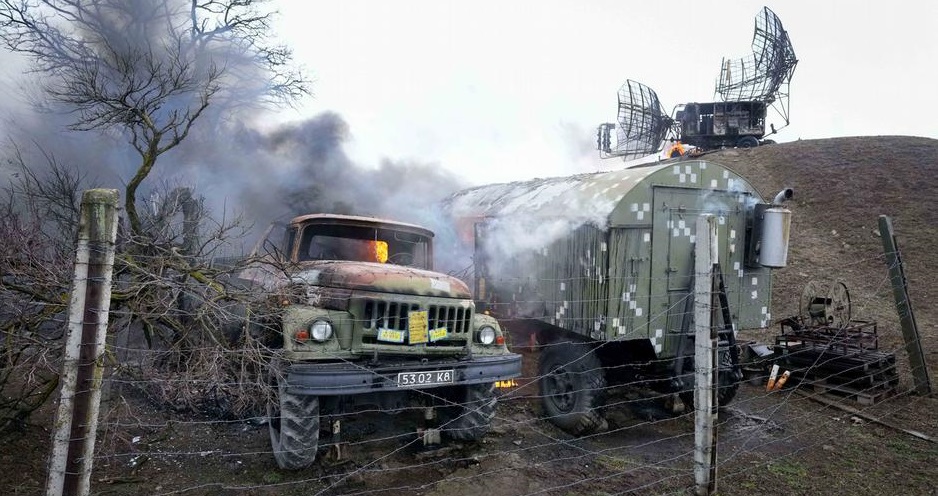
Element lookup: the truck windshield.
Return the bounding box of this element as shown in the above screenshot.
[297,224,431,269]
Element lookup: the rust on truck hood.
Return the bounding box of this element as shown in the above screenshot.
[287,261,471,299]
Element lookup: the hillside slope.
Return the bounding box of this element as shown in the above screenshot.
[1,136,935,496]
[706,136,938,375]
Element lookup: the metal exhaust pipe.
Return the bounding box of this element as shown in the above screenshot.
[772,188,794,204]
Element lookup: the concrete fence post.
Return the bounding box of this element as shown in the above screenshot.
[46,189,120,496]
[694,214,718,496]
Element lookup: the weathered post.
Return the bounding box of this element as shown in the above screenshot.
[694,214,718,496]
[878,215,932,396]
[46,189,120,496]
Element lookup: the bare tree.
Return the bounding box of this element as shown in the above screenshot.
[0,145,287,428]
[0,153,79,434]
[0,0,309,430]
[0,0,308,236]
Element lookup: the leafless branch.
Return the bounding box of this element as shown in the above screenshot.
[0,0,308,237]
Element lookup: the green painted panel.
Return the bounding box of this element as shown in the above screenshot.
[607,228,651,340]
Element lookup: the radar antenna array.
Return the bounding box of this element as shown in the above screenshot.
[597,79,674,159]
[597,6,798,159]
[716,7,798,125]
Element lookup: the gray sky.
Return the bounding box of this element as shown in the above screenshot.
[268,0,938,184]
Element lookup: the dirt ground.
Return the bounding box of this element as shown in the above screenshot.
[3,136,938,495]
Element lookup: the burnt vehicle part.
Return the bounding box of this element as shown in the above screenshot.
[241,214,521,469]
[673,101,768,150]
[598,7,797,157]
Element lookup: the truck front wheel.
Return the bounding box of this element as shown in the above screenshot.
[538,342,607,436]
[268,373,320,470]
[440,383,497,441]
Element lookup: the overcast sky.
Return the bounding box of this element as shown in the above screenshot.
[266,0,937,184]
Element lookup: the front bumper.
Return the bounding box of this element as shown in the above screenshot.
[286,353,522,396]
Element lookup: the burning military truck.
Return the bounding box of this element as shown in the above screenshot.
[236,214,522,469]
[445,160,792,435]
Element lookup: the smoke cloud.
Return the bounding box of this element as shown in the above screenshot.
[2,98,470,265]
[0,0,609,278]
[180,112,470,252]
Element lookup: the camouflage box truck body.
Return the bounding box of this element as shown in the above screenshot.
[446,159,791,434]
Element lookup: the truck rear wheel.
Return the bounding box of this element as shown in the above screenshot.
[678,347,740,410]
[440,383,497,441]
[538,342,607,436]
[268,373,320,470]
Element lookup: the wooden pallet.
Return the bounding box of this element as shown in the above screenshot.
[801,379,897,406]
[780,357,897,388]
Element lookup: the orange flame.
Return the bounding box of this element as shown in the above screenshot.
[372,240,388,263]
[668,141,685,157]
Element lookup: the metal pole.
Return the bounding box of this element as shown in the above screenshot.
[878,215,932,396]
[694,214,717,496]
[46,189,120,496]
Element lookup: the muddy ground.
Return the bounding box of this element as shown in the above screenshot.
[3,136,938,495]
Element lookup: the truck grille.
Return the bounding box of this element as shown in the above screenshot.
[360,299,472,344]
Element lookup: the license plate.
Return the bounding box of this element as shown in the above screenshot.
[397,369,454,387]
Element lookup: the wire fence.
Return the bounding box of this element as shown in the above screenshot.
[2,243,937,495]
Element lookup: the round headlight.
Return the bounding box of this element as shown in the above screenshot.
[478,326,497,345]
[310,320,333,342]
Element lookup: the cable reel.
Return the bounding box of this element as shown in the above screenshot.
[799,280,851,327]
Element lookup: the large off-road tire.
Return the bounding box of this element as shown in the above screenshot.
[737,136,760,148]
[538,342,607,436]
[268,373,320,470]
[440,383,497,441]
[679,347,740,410]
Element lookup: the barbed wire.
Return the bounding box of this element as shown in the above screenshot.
[5,344,928,494]
[3,212,934,495]
[78,340,916,486]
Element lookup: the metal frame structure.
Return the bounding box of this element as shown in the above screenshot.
[597,80,673,159]
[715,6,798,132]
[597,7,798,158]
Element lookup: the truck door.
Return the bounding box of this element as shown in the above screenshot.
[650,187,749,351]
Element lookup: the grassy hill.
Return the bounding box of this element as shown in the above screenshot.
[707,136,938,376]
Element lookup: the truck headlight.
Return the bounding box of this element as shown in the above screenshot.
[478,326,496,345]
[310,320,333,342]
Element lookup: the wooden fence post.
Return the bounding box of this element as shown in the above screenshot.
[46,189,120,496]
[878,215,932,396]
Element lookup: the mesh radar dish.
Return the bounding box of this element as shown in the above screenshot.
[715,7,798,125]
[597,80,673,159]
